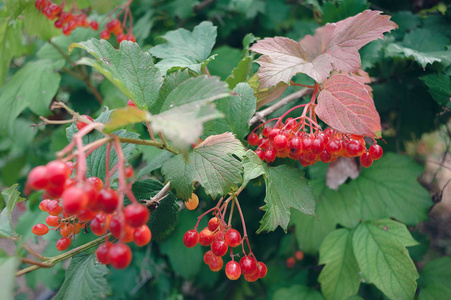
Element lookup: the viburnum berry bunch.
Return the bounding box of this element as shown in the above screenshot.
[182,192,267,282]
[34,0,136,43]
[27,105,150,269]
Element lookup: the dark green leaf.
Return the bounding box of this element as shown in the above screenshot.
[70,39,163,110]
[0,59,64,132]
[149,21,217,74]
[352,219,418,300]
[162,132,245,199]
[66,108,139,180]
[322,0,369,24]
[208,46,242,80]
[418,257,451,300]
[318,229,361,300]
[131,179,180,241]
[0,185,25,238]
[103,107,151,133]
[420,74,451,107]
[54,253,112,300]
[151,69,191,114]
[0,252,19,300]
[273,285,324,300]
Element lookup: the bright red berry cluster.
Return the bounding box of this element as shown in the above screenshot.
[248,118,383,168]
[34,0,135,43]
[183,216,267,282]
[27,160,149,269]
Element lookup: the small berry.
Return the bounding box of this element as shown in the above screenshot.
[59,223,74,237]
[32,223,49,235]
[96,242,111,265]
[127,99,136,107]
[100,30,111,40]
[108,214,126,238]
[28,166,49,190]
[39,199,51,212]
[203,250,215,265]
[108,243,132,269]
[224,229,241,248]
[208,255,223,272]
[133,225,152,246]
[257,262,267,278]
[247,133,259,146]
[90,20,99,30]
[183,229,199,248]
[208,217,220,231]
[97,189,119,213]
[240,256,257,276]
[244,270,259,282]
[125,166,134,178]
[311,137,325,155]
[45,215,60,227]
[90,213,108,236]
[211,239,228,257]
[360,152,373,168]
[273,134,288,150]
[286,257,296,268]
[124,203,149,227]
[47,200,63,216]
[199,227,214,246]
[369,144,383,160]
[225,261,241,280]
[185,193,199,210]
[264,148,276,163]
[62,185,89,215]
[56,237,72,251]
[255,149,265,161]
[295,250,304,261]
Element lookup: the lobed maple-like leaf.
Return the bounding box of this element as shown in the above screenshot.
[316,73,381,137]
[250,10,397,87]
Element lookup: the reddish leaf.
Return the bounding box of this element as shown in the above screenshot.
[316,73,381,137]
[250,10,397,87]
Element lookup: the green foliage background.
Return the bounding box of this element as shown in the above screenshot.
[0,0,450,299]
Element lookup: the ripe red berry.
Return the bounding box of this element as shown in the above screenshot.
[286,257,296,268]
[311,136,326,155]
[86,176,104,191]
[39,199,51,212]
[133,225,152,246]
[46,160,70,186]
[125,166,134,178]
[100,30,111,40]
[203,250,215,265]
[244,269,259,282]
[225,261,241,280]
[54,19,63,28]
[125,34,136,43]
[90,213,108,236]
[255,149,265,161]
[127,99,136,107]
[47,200,63,216]
[302,135,313,153]
[45,215,60,227]
[247,133,259,146]
[224,229,241,248]
[262,127,272,137]
[208,255,223,272]
[360,152,373,168]
[120,225,135,243]
[288,136,302,154]
[268,128,281,141]
[369,144,383,160]
[96,242,111,265]
[116,33,126,44]
[77,209,96,221]
[76,115,94,131]
[109,243,132,269]
[60,223,74,237]
[32,223,49,235]
[211,239,228,257]
[273,134,288,150]
[240,255,257,276]
[257,262,267,278]
[124,203,149,227]
[295,250,304,261]
[199,227,214,246]
[106,19,121,32]
[56,237,72,251]
[28,166,49,190]
[257,138,269,149]
[62,185,89,215]
[90,20,99,30]
[284,118,297,130]
[183,229,199,248]
[108,214,126,239]
[97,189,119,213]
[346,139,364,157]
[264,148,276,163]
[208,217,220,231]
[319,150,332,163]
[325,139,343,155]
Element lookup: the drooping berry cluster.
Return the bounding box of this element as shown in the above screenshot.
[34,0,135,43]
[183,216,267,282]
[247,118,383,168]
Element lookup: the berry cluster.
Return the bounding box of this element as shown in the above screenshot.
[183,216,267,282]
[27,159,150,269]
[247,119,383,168]
[34,0,135,43]
[35,0,98,36]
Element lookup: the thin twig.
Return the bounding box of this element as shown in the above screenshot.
[145,182,171,206]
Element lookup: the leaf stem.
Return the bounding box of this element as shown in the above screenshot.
[117,137,179,155]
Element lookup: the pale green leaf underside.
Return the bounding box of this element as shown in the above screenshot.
[352,219,419,300]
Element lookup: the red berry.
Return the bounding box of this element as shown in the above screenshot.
[319,150,332,163]
[62,25,71,36]
[56,237,72,251]
[133,225,152,246]
[295,250,304,261]
[54,19,63,28]
[268,128,281,141]
[211,239,228,257]
[59,223,74,237]
[47,200,63,216]
[208,217,220,231]
[240,256,257,276]
[264,148,276,163]
[247,133,259,146]
[209,255,223,272]
[127,99,136,107]
[199,227,214,246]
[90,20,99,30]
[77,209,96,221]
[86,177,104,191]
[183,229,199,248]
[97,189,119,213]
[90,213,108,236]
[76,115,94,131]
[360,152,373,168]
[369,144,383,160]
[346,139,364,157]
[325,139,343,155]
[262,127,272,137]
[46,184,65,199]
[257,138,269,149]
[39,199,51,212]
[124,203,149,227]
[106,19,121,32]
[32,223,49,235]
[288,136,302,154]
[225,261,241,280]
[62,185,89,215]
[108,214,126,239]
[45,215,60,227]
[203,250,215,265]
[120,225,135,243]
[224,228,241,248]
[28,166,49,190]
[255,149,265,161]
[96,242,111,265]
[109,243,132,269]
[125,33,136,43]
[244,269,259,282]
[100,30,111,40]
[311,136,325,155]
[273,134,288,150]
[286,257,296,268]
[116,33,126,44]
[257,262,267,278]
[284,118,297,130]
[301,135,313,153]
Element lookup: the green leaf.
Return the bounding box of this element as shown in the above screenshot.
[322,0,369,24]
[0,252,19,300]
[273,285,324,300]
[151,69,191,114]
[54,253,112,300]
[386,29,451,68]
[226,56,253,89]
[158,75,229,113]
[352,219,419,300]
[66,108,139,180]
[151,101,224,151]
[305,0,323,14]
[0,185,25,238]
[420,74,451,108]
[70,39,163,110]
[418,257,451,300]
[131,179,180,241]
[4,0,28,18]
[0,59,64,132]
[243,150,315,233]
[162,132,245,199]
[23,2,60,40]
[149,21,217,74]
[318,229,361,300]
[208,46,242,80]
[160,210,203,279]
[103,107,151,133]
